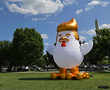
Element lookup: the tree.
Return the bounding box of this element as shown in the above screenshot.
[12,28,44,66]
[85,28,110,64]
[0,41,11,67]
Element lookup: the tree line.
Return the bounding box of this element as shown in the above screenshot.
[0,27,110,72]
[0,28,45,71]
[85,28,110,65]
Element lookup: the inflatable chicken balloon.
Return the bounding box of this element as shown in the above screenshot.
[47,18,93,80]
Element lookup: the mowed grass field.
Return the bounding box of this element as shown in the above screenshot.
[0,72,110,90]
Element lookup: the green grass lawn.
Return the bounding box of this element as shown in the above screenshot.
[0,72,110,90]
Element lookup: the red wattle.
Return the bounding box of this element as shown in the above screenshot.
[61,41,66,47]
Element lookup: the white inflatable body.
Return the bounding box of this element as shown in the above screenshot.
[48,31,93,69]
[80,40,93,56]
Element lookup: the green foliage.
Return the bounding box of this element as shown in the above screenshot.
[0,41,11,66]
[12,28,44,66]
[85,28,110,64]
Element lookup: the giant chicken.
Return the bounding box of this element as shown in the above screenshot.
[48,18,93,79]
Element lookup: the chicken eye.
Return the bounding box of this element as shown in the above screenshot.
[67,36,70,38]
[66,33,71,37]
[59,34,62,37]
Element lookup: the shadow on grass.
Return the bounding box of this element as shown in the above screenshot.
[0,84,3,87]
[19,78,52,80]
[96,71,110,74]
[19,77,80,81]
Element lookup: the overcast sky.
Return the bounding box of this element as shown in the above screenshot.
[0,0,110,49]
